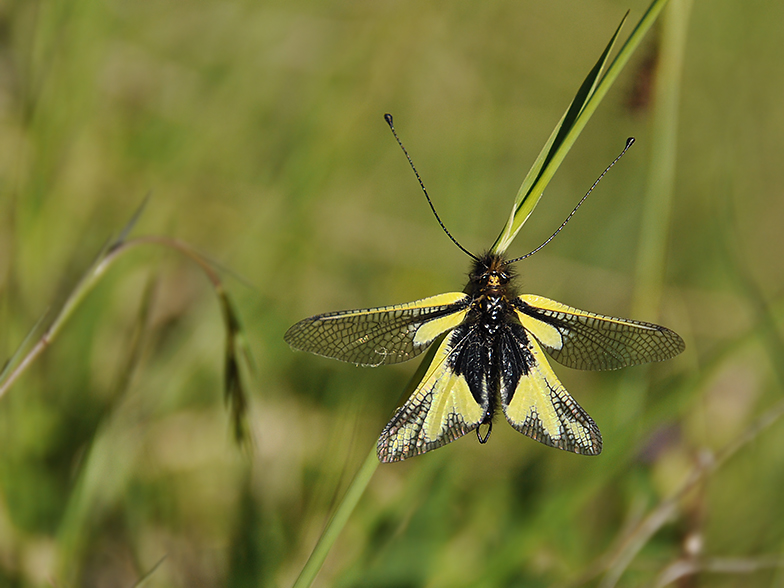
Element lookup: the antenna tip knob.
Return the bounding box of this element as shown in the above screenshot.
[626,137,635,148]
[384,113,394,127]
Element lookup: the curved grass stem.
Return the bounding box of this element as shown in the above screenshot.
[0,230,250,442]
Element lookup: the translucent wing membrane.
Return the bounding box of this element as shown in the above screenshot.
[285,293,469,366]
[499,323,602,455]
[514,295,685,371]
[377,326,489,462]
[286,274,684,461]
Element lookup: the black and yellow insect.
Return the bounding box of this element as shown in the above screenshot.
[285,116,684,463]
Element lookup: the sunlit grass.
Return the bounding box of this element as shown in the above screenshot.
[2,0,784,587]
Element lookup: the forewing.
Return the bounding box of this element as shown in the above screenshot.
[377,326,489,462]
[514,295,685,371]
[499,322,602,455]
[285,292,470,366]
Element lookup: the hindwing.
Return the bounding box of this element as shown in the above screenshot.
[499,321,602,455]
[377,323,491,463]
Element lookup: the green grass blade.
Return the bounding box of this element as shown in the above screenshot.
[492,0,671,254]
[491,13,627,255]
[111,193,151,251]
[291,447,379,588]
[290,333,443,586]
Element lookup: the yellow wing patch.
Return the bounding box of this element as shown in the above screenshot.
[323,292,468,317]
[517,311,564,350]
[502,337,601,455]
[424,371,480,441]
[413,308,469,346]
[377,333,484,463]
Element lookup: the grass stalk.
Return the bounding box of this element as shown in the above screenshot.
[0,226,251,441]
[291,446,379,588]
[632,0,693,320]
[598,397,784,588]
[616,0,693,436]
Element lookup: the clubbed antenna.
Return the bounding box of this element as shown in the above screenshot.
[385,114,480,263]
[505,137,636,264]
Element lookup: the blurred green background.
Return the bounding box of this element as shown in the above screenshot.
[2,0,784,586]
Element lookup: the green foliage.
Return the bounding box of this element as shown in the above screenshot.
[2,1,784,587]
